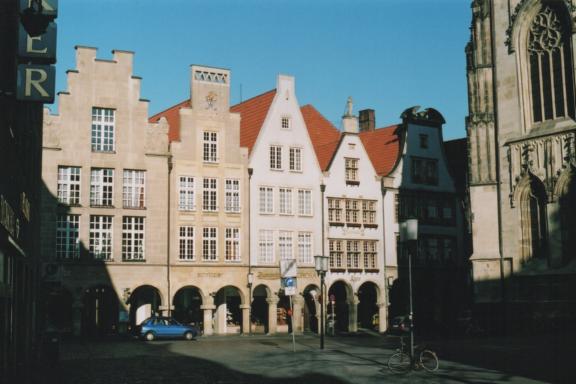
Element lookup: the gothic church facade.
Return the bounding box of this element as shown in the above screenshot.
[467,0,576,331]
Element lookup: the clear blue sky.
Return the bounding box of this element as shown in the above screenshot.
[50,0,471,140]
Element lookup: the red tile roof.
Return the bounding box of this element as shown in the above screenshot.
[230,89,277,153]
[300,104,341,171]
[359,125,402,176]
[149,99,190,142]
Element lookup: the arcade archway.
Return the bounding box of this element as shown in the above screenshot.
[81,285,119,336]
[172,286,203,327]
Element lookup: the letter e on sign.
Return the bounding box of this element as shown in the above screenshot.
[16,64,55,103]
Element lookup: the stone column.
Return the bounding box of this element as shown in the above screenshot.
[348,297,359,333]
[266,296,279,335]
[240,304,250,334]
[201,304,216,336]
[292,295,304,334]
[378,302,388,333]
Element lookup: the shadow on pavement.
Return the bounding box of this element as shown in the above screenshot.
[38,337,351,384]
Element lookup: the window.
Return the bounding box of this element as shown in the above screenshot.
[279,188,293,215]
[56,214,79,259]
[122,216,145,261]
[179,226,194,260]
[270,145,282,170]
[298,189,312,216]
[394,194,400,223]
[225,179,240,213]
[89,216,113,260]
[363,241,377,269]
[297,232,312,264]
[345,200,360,225]
[362,200,377,225]
[91,107,115,152]
[90,168,114,206]
[347,240,360,269]
[279,231,293,260]
[57,166,81,205]
[258,230,274,264]
[202,227,217,261]
[528,5,575,123]
[411,157,438,185]
[259,187,274,214]
[179,176,195,211]
[203,131,218,163]
[329,239,343,269]
[419,134,429,149]
[328,198,343,223]
[281,116,290,129]
[123,170,145,208]
[289,147,302,171]
[203,178,217,211]
[345,158,359,183]
[225,228,240,261]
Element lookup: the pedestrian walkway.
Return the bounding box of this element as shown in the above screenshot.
[36,331,567,384]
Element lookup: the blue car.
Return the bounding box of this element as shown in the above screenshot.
[139,316,200,341]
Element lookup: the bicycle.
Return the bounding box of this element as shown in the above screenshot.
[387,336,439,373]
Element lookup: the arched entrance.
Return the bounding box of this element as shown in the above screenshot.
[214,286,242,334]
[328,281,352,333]
[252,285,269,334]
[303,285,319,333]
[358,282,379,330]
[277,292,291,333]
[82,285,119,336]
[128,285,161,330]
[172,286,203,328]
[518,175,548,262]
[43,285,73,334]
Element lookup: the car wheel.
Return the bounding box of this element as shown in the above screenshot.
[184,331,194,341]
[145,332,155,341]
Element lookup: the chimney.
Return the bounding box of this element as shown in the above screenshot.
[359,109,375,132]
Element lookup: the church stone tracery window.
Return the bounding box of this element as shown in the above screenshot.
[528,5,575,123]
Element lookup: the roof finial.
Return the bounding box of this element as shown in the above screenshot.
[345,96,353,117]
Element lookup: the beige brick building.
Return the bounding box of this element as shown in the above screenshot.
[151,66,251,335]
[41,46,170,336]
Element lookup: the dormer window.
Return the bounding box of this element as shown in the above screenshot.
[345,157,359,185]
[419,134,429,149]
[281,116,291,129]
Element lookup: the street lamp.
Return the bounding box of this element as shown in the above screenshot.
[400,218,418,367]
[247,272,254,335]
[314,254,329,350]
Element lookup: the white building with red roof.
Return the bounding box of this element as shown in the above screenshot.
[231,75,326,335]
[314,99,389,333]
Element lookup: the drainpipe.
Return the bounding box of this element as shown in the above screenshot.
[380,177,389,330]
[247,167,253,334]
[167,154,173,316]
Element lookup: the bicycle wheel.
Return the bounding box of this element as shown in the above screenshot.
[419,350,439,372]
[388,352,410,373]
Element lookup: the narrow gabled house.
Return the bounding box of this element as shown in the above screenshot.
[231,75,324,334]
[150,66,250,336]
[310,99,389,333]
[360,106,467,335]
[41,47,170,336]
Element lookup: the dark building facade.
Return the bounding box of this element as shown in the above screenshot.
[1,1,55,382]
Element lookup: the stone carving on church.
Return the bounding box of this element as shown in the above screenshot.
[509,132,576,206]
[528,6,563,53]
[505,0,576,54]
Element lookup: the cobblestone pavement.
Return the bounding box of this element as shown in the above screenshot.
[41,333,563,384]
